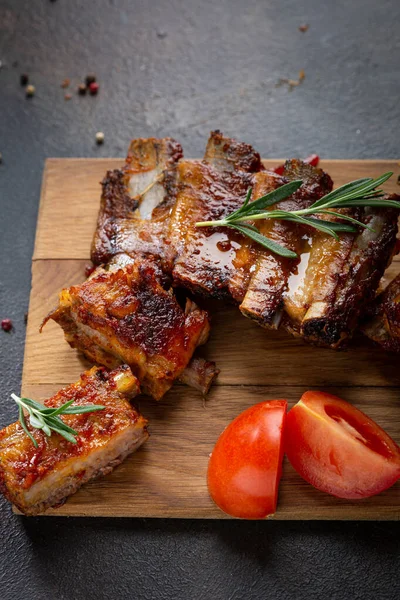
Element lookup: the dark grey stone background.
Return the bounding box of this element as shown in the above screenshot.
[0,1,399,598]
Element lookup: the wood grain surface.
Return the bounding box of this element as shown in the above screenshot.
[21,158,400,519]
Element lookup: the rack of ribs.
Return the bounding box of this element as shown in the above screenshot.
[42,254,216,400]
[59,131,400,364]
[0,366,148,516]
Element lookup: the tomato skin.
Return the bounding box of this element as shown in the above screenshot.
[207,400,287,519]
[303,153,320,167]
[272,164,285,175]
[285,391,400,499]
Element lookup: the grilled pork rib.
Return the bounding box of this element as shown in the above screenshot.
[240,160,334,328]
[42,255,213,400]
[361,273,400,352]
[165,132,263,298]
[91,138,182,265]
[284,195,400,347]
[0,366,148,516]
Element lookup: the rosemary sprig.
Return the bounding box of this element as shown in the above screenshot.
[11,393,105,448]
[196,172,398,258]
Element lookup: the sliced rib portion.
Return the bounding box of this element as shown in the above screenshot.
[240,160,333,328]
[167,131,264,299]
[293,195,400,347]
[204,131,266,302]
[0,366,148,516]
[204,129,264,173]
[41,255,212,400]
[167,160,252,298]
[179,357,220,394]
[361,273,400,352]
[91,137,182,265]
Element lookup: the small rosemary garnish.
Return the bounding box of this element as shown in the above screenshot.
[11,394,105,448]
[196,172,398,259]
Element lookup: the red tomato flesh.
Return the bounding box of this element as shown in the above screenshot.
[285,391,400,499]
[207,400,287,519]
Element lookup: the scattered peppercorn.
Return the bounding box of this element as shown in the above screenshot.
[0,152,2,164]
[26,84,35,97]
[85,264,96,277]
[61,78,70,88]
[64,93,72,101]
[20,73,29,86]
[299,24,309,32]
[78,83,87,95]
[89,81,99,95]
[85,74,96,86]
[95,131,105,145]
[1,318,13,332]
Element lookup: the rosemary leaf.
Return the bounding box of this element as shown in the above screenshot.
[45,415,79,435]
[194,170,398,259]
[242,180,303,216]
[18,404,38,448]
[317,210,374,231]
[62,405,106,415]
[11,393,105,447]
[302,217,357,233]
[230,223,298,258]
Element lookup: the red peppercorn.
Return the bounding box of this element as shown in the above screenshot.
[89,82,99,95]
[20,73,29,86]
[85,264,95,278]
[304,154,320,167]
[1,318,13,332]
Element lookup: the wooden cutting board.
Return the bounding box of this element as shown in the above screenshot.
[21,159,400,519]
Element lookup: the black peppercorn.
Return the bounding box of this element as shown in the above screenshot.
[85,73,96,86]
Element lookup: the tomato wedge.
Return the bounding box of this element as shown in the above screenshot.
[207,400,287,519]
[285,391,400,499]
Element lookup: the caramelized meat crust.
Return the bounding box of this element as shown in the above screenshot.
[0,366,148,516]
[42,256,212,400]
